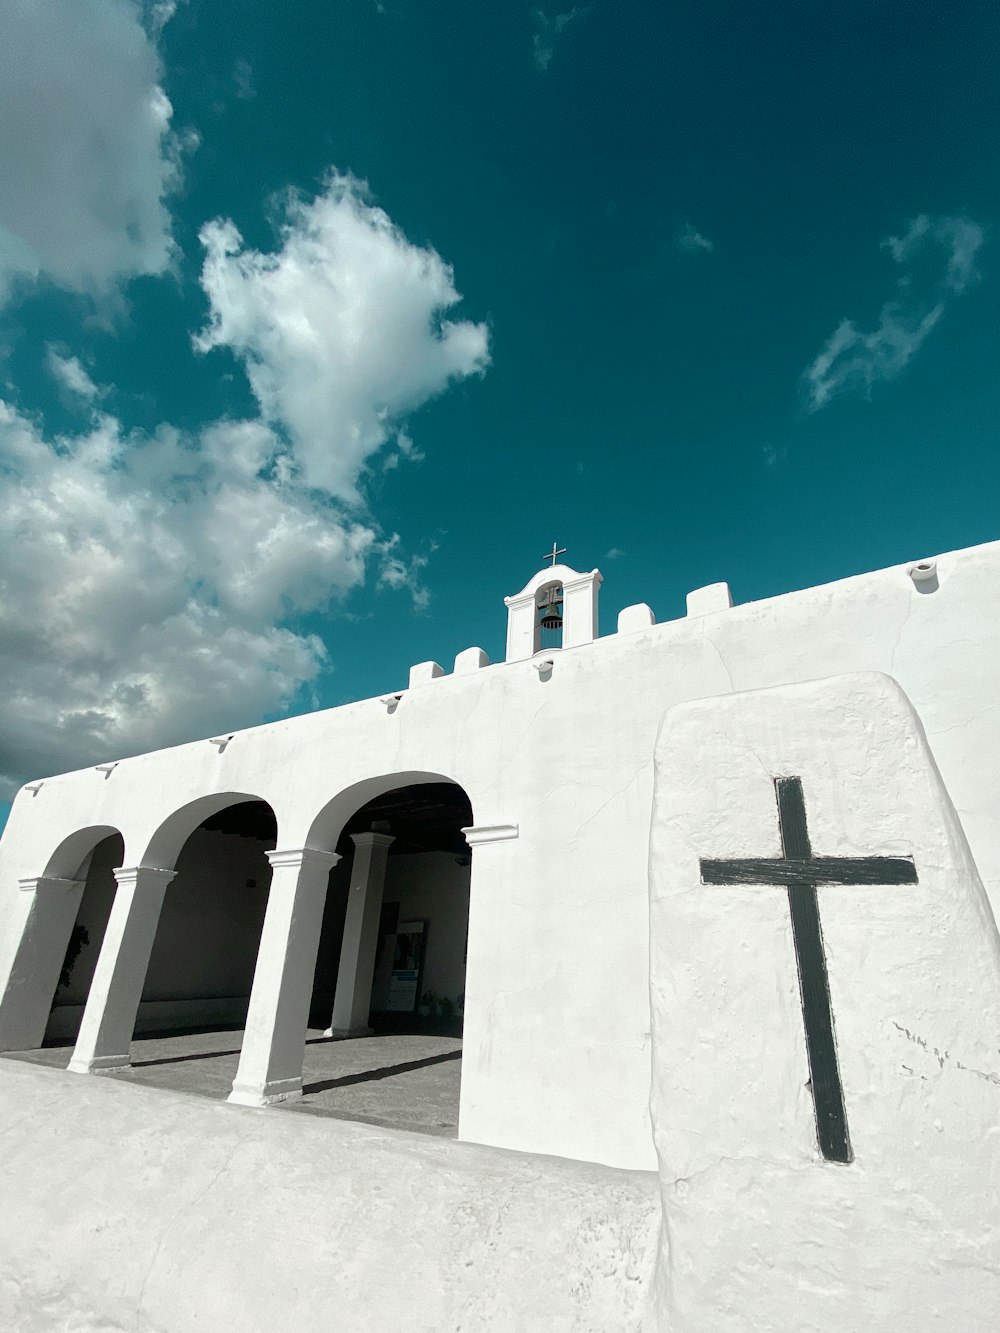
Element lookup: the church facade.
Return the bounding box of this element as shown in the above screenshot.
[0,540,998,1174]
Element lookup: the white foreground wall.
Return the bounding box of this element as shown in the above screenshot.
[1,541,999,1169]
[646,672,1000,1331]
[0,1060,658,1332]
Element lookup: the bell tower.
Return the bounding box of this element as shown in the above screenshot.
[503,545,603,662]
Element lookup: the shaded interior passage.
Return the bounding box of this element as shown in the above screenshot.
[309,781,473,1039]
[136,800,276,1036]
[34,783,472,1133]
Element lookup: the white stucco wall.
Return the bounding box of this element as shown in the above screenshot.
[646,672,1000,1331]
[1,539,999,1170]
[0,1060,659,1333]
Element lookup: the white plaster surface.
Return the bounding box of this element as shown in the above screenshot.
[0,1059,659,1332]
[2,541,1000,1170]
[645,672,1000,1332]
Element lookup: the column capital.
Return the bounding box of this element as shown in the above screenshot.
[18,875,85,894]
[266,847,341,873]
[349,832,395,851]
[114,866,177,890]
[462,823,518,846]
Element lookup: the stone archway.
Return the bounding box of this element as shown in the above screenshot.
[67,792,278,1078]
[227,772,474,1137]
[310,781,473,1043]
[44,829,124,1044]
[137,799,277,1040]
[0,823,125,1053]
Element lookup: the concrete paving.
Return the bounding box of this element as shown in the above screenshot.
[1,1027,463,1136]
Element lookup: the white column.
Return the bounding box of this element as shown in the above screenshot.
[228,847,340,1107]
[0,876,85,1051]
[327,832,395,1037]
[68,866,175,1074]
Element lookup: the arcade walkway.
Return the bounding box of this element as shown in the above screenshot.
[1,1029,463,1137]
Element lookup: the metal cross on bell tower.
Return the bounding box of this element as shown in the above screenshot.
[543,542,567,567]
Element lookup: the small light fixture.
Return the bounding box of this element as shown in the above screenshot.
[94,763,118,778]
[208,735,234,751]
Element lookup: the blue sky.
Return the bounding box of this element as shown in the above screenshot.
[1,0,998,827]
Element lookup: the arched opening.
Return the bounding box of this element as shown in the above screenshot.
[44,829,124,1044]
[135,798,277,1039]
[310,780,473,1037]
[535,579,564,653]
[0,823,125,1057]
[300,777,473,1134]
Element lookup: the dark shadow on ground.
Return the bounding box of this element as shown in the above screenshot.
[302,1049,462,1097]
[130,1033,332,1069]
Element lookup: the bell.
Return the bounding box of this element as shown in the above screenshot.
[539,601,563,630]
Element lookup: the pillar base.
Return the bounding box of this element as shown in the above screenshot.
[321,1025,374,1040]
[67,1053,131,1074]
[227,1075,303,1108]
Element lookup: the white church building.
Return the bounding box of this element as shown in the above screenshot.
[1,540,998,1330]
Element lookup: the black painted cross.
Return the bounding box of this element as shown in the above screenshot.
[699,776,917,1163]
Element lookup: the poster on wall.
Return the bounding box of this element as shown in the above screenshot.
[384,919,426,1012]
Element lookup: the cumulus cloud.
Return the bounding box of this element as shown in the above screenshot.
[532,7,587,72]
[677,224,714,255]
[0,171,489,792]
[0,0,181,307]
[195,173,490,499]
[802,214,984,412]
[0,403,376,792]
[45,347,100,403]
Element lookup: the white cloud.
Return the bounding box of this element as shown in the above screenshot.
[145,0,184,35]
[802,213,984,412]
[0,172,489,792]
[0,0,182,307]
[881,214,983,294]
[195,173,490,500]
[532,7,587,72]
[232,56,256,101]
[0,402,376,793]
[376,536,431,610]
[677,224,714,255]
[45,347,100,403]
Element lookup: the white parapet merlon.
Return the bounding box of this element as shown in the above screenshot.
[409,660,445,687]
[644,672,1000,1333]
[68,866,176,1074]
[617,603,655,634]
[684,582,732,616]
[326,832,394,1037]
[453,646,490,674]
